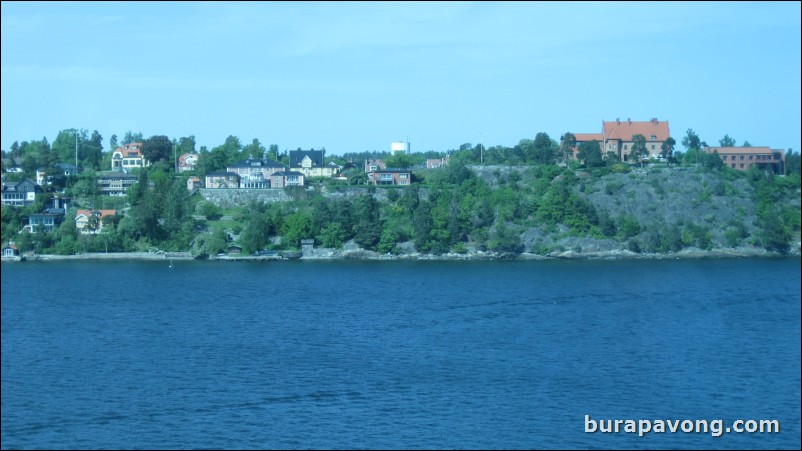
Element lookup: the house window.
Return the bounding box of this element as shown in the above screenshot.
[399,173,409,179]
[623,145,628,150]
[650,135,657,141]
[749,155,753,160]
[651,145,655,150]
[740,155,745,160]
[740,164,745,168]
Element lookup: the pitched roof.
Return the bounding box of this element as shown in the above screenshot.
[572,133,603,142]
[603,119,670,142]
[289,150,324,167]
[113,143,144,158]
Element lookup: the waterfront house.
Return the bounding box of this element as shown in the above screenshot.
[1,178,40,206]
[75,209,117,234]
[26,211,64,233]
[705,147,785,174]
[111,143,149,172]
[2,243,20,257]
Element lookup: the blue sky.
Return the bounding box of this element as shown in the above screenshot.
[2,1,800,156]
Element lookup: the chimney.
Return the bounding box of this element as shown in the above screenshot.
[651,117,658,124]
[616,118,620,125]
[627,118,631,124]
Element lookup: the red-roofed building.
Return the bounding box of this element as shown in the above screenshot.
[565,118,672,162]
[706,147,785,173]
[603,118,671,161]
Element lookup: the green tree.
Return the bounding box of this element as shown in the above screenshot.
[318,222,348,248]
[560,132,577,163]
[629,134,648,165]
[177,135,196,154]
[532,132,558,165]
[742,140,752,147]
[784,149,800,176]
[577,140,602,167]
[385,152,416,169]
[243,138,266,160]
[122,131,143,145]
[681,128,701,151]
[142,135,173,164]
[109,134,118,150]
[719,134,736,147]
[660,137,676,163]
[240,212,269,254]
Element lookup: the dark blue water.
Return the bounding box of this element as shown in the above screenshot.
[2,258,800,449]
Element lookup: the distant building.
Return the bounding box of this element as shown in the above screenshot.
[270,171,305,188]
[178,153,199,173]
[205,171,240,189]
[36,163,79,185]
[289,149,339,177]
[391,141,410,155]
[1,178,40,206]
[565,118,671,161]
[365,159,386,173]
[426,156,450,169]
[226,157,285,188]
[187,176,201,191]
[367,169,411,186]
[97,172,138,196]
[75,209,117,234]
[706,147,785,174]
[111,143,149,172]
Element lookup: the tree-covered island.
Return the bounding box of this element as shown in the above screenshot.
[2,127,800,260]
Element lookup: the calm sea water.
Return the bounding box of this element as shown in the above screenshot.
[2,258,800,450]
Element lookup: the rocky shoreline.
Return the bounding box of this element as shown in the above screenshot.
[12,243,799,262]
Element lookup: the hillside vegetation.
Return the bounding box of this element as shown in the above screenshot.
[4,158,799,259]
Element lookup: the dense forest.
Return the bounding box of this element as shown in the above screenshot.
[2,128,800,258]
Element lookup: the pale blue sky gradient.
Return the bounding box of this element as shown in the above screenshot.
[2,1,800,155]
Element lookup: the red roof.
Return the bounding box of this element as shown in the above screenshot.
[603,119,670,142]
[572,133,603,142]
